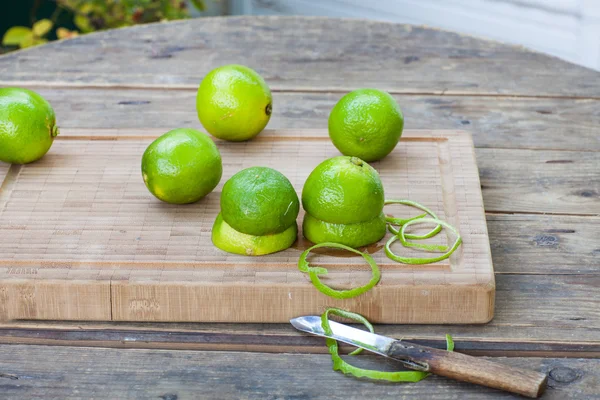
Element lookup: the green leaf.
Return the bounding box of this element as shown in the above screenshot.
[74,15,93,32]
[19,33,36,48]
[32,19,53,37]
[79,3,95,14]
[190,0,205,11]
[2,27,32,46]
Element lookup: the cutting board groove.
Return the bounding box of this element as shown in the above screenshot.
[0,129,494,324]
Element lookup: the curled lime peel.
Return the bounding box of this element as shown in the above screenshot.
[446,334,455,352]
[321,308,374,356]
[384,199,443,241]
[298,242,380,299]
[321,308,454,382]
[385,218,462,265]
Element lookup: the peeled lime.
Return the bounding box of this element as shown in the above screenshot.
[212,213,297,256]
[302,156,384,224]
[220,166,299,236]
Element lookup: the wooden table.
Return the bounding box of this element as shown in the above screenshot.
[0,16,598,399]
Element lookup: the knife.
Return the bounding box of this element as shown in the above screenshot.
[291,316,547,398]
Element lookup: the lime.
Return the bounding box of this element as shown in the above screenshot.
[0,88,59,164]
[196,64,272,141]
[302,156,384,224]
[221,166,299,236]
[141,128,222,204]
[303,212,386,248]
[328,89,403,162]
[212,213,297,256]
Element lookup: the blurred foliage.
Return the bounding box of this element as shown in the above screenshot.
[2,0,205,50]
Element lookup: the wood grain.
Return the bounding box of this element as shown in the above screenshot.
[477,149,600,215]
[385,339,547,397]
[1,17,599,97]
[487,214,600,275]
[0,274,598,353]
[18,87,600,152]
[28,128,600,215]
[0,129,494,324]
[0,345,596,399]
[0,15,598,399]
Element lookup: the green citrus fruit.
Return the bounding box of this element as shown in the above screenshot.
[302,156,384,224]
[212,213,297,256]
[303,212,386,248]
[328,89,404,162]
[196,64,272,141]
[221,166,299,236]
[0,87,59,164]
[141,128,222,204]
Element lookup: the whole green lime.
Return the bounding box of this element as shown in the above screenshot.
[328,89,404,162]
[303,212,386,248]
[141,128,222,204]
[0,88,59,164]
[220,166,299,236]
[302,156,384,224]
[196,64,272,141]
[212,213,297,256]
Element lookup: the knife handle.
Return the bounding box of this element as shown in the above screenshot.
[387,340,547,398]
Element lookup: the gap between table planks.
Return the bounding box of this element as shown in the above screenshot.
[0,129,494,324]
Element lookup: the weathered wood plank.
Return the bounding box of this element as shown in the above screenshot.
[21,88,600,152]
[487,215,600,275]
[477,149,600,215]
[1,16,599,97]
[0,345,597,399]
[1,273,598,352]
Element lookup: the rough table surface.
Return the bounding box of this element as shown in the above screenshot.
[0,15,598,399]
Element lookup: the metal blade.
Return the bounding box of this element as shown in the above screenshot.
[290,315,395,357]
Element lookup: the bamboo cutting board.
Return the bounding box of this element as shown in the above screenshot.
[0,129,494,324]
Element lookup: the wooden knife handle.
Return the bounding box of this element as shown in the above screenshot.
[387,340,547,398]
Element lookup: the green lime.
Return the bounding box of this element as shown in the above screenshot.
[0,88,59,164]
[196,64,272,141]
[303,212,386,248]
[302,156,384,224]
[212,213,297,256]
[328,89,404,162]
[221,166,299,236]
[141,128,222,204]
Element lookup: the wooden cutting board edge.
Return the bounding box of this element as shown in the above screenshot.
[0,129,495,324]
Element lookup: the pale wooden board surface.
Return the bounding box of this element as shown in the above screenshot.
[0,129,494,324]
[1,16,599,97]
[1,345,598,400]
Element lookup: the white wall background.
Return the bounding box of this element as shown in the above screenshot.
[229,0,600,70]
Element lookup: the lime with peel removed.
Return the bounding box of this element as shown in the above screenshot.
[196,64,272,141]
[0,87,59,164]
[302,212,386,248]
[302,156,384,224]
[141,128,222,204]
[212,213,297,256]
[328,88,403,162]
[221,166,299,236]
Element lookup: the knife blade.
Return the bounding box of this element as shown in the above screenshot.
[291,316,547,398]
